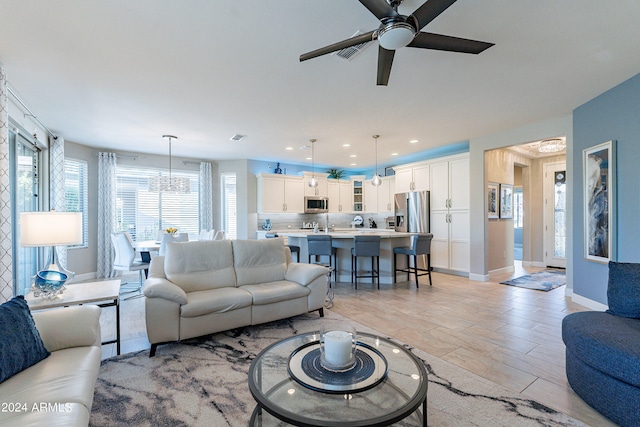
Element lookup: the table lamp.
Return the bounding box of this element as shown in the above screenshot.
[20,211,82,296]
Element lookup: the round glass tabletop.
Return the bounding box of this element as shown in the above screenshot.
[248,332,428,427]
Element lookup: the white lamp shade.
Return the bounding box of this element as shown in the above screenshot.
[20,212,83,246]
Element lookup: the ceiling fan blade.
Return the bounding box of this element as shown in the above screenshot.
[408,32,494,54]
[358,0,399,21]
[300,30,376,62]
[377,46,395,86]
[411,0,457,30]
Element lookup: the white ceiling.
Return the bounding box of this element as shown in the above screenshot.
[1,1,639,170]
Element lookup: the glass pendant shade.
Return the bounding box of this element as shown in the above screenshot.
[371,135,381,186]
[308,138,318,188]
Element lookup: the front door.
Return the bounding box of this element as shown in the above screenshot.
[543,162,567,268]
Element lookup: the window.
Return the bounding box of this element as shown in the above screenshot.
[513,187,524,228]
[65,158,88,247]
[116,166,199,241]
[221,173,236,240]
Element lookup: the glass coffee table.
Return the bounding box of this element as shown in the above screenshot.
[248,332,428,426]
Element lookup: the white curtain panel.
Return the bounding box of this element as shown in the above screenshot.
[49,135,68,270]
[199,161,213,231]
[97,152,118,278]
[0,64,12,302]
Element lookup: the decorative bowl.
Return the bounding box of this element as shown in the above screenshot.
[33,270,68,299]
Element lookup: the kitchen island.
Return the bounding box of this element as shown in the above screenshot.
[279,229,415,285]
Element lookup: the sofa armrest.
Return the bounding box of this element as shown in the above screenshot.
[285,263,329,287]
[32,305,102,352]
[149,256,167,278]
[143,277,188,305]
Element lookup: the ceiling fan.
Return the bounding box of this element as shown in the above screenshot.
[300,0,494,86]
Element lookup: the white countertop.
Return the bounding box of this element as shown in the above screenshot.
[279,229,413,238]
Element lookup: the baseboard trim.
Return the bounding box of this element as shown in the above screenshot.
[571,293,608,311]
[489,265,515,276]
[469,273,490,282]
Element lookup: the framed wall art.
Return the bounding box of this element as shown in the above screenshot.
[487,182,499,219]
[583,140,616,263]
[499,184,513,219]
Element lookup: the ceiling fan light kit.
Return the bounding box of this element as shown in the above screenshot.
[377,21,416,50]
[299,0,494,86]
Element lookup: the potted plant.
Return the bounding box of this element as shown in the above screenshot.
[327,169,346,179]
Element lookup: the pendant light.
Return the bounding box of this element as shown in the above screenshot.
[308,138,318,188]
[371,135,381,186]
[148,135,191,194]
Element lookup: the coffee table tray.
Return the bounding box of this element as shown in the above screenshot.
[288,341,388,394]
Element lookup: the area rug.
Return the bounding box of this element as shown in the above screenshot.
[90,311,584,427]
[500,269,566,292]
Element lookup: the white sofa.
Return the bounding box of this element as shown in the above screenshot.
[0,305,102,427]
[143,238,329,356]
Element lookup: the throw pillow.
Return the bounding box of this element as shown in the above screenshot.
[606,261,640,319]
[0,295,51,383]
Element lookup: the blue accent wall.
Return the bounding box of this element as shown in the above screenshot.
[572,72,640,304]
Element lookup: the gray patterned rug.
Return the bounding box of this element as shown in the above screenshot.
[500,269,567,292]
[90,311,584,426]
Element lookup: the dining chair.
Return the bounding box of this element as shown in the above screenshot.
[198,229,215,240]
[212,230,226,240]
[158,232,189,256]
[111,232,150,299]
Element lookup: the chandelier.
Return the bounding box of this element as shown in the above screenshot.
[148,135,191,194]
[537,138,566,153]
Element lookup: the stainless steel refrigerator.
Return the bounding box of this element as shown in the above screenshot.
[394,191,430,233]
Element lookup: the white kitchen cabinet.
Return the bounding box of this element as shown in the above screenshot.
[429,154,469,273]
[302,172,328,196]
[257,173,305,213]
[363,176,394,213]
[393,162,429,193]
[327,179,353,213]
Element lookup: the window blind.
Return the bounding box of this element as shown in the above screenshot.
[221,173,237,240]
[116,166,200,241]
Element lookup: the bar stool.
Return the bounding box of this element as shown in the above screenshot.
[393,233,433,288]
[307,235,337,284]
[265,232,300,262]
[351,235,381,289]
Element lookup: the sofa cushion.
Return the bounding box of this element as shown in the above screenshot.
[0,296,50,383]
[232,239,287,286]
[165,240,237,292]
[180,287,253,318]
[240,281,310,306]
[562,311,640,387]
[0,346,101,411]
[607,261,640,318]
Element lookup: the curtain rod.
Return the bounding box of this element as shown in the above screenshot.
[7,85,59,140]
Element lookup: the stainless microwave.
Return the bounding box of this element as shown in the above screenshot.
[305,196,329,213]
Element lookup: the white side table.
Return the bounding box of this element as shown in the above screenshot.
[25,279,122,355]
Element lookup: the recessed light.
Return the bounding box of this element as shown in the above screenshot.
[305,156,312,160]
[285,147,293,150]
[409,139,418,144]
[350,163,357,166]
[391,152,398,156]
[230,134,247,141]
[342,144,350,147]
[350,154,357,158]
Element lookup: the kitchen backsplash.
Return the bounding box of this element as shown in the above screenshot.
[257,213,394,231]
